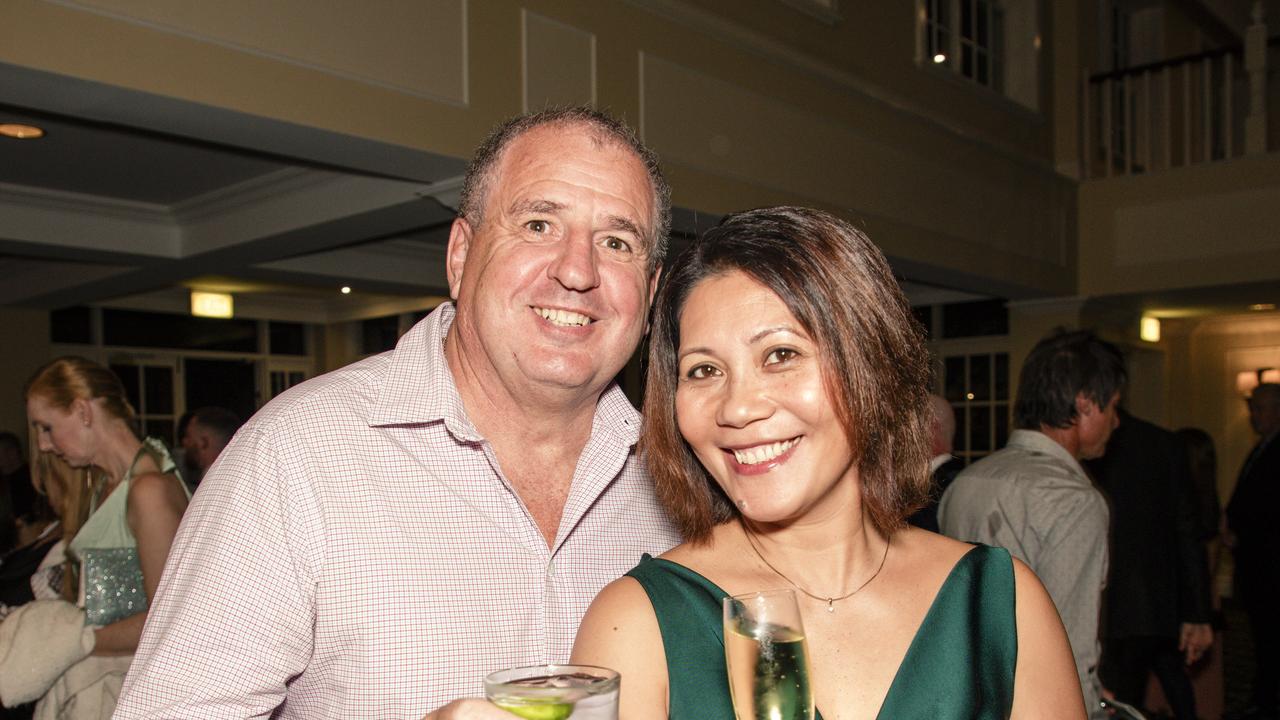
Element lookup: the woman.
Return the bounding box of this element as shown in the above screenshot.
[15,356,189,718]
[572,207,1082,718]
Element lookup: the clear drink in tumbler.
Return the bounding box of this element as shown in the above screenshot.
[484,664,620,720]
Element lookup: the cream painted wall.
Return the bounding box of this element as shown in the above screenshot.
[1164,314,1280,506]
[1078,153,1280,296]
[0,308,52,442]
[0,0,1075,298]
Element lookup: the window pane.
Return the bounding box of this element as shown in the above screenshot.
[961,0,974,39]
[144,366,174,414]
[954,406,968,454]
[968,354,991,402]
[103,309,258,352]
[977,51,989,85]
[110,364,141,415]
[962,44,974,78]
[977,0,990,46]
[994,402,1010,448]
[51,306,92,344]
[269,322,307,356]
[970,405,991,452]
[144,419,175,449]
[942,299,1009,338]
[289,371,306,386]
[944,356,966,402]
[995,353,1010,400]
[270,371,286,398]
[362,316,401,355]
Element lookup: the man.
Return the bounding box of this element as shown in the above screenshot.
[1226,383,1280,719]
[0,432,33,552]
[906,394,963,533]
[116,107,681,720]
[1085,408,1213,720]
[939,329,1125,719]
[179,406,242,482]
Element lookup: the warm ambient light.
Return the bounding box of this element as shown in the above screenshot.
[933,53,947,64]
[1236,368,1280,397]
[0,123,44,139]
[191,291,234,319]
[1140,316,1161,343]
[1250,303,1276,311]
[340,286,352,295]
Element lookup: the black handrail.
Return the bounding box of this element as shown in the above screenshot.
[1086,37,1280,83]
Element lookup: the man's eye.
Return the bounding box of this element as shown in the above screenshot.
[765,348,799,365]
[526,220,549,233]
[603,236,632,253]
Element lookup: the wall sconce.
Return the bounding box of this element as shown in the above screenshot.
[1237,367,1280,397]
[1139,315,1161,343]
[191,291,234,318]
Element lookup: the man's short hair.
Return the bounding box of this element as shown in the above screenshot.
[456,106,672,271]
[1250,382,1280,407]
[1014,329,1126,430]
[189,406,243,446]
[0,431,21,454]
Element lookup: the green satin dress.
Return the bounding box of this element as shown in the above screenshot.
[626,544,1017,719]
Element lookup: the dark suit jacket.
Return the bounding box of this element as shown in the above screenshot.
[1085,410,1212,639]
[907,456,964,534]
[1226,431,1280,593]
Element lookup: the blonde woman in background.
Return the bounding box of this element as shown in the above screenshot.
[0,357,189,719]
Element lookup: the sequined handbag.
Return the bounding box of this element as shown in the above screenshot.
[81,547,148,626]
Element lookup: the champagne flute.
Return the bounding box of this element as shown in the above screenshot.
[723,589,815,720]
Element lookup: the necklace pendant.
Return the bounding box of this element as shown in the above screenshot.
[826,598,835,613]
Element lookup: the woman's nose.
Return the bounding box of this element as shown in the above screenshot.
[716,375,773,428]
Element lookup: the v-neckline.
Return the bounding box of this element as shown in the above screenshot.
[652,544,982,720]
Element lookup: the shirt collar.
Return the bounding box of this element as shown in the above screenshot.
[1006,429,1088,476]
[369,302,641,448]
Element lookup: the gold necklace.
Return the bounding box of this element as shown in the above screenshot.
[740,520,890,613]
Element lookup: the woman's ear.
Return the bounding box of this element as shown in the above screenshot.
[73,397,93,427]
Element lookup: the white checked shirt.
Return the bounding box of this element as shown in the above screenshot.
[116,303,681,719]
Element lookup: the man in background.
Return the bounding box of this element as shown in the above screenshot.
[907,394,963,533]
[1086,408,1213,720]
[1226,383,1280,720]
[0,432,33,552]
[940,330,1125,718]
[179,406,242,486]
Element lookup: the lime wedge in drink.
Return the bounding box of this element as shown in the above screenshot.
[493,699,575,720]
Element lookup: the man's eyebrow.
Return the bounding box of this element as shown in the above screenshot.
[603,214,645,240]
[508,198,566,216]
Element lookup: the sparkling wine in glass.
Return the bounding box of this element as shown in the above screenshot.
[723,589,815,720]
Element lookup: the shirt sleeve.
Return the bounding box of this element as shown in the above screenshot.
[115,423,324,719]
[1032,483,1109,708]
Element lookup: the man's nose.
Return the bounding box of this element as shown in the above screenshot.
[549,230,600,292]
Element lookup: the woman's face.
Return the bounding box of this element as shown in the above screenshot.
[674,270,859,525]
[27,394,91,468]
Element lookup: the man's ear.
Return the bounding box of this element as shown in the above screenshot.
[1074,392,1096,418]
[445,217,473,300]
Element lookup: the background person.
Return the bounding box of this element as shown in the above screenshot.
[178,406,242,485]
[906,393,963,533]
[940,329,1126,719]
[572,206,1083,719]
[115,107,681,720]
[1,357,190,718]
[1224,383,1280,720]
[0,432,35,553]
[1085,408,1213,720]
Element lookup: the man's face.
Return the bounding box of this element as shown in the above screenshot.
[1076,391,1121,460]
[1247,393,1280,437]
[446,123,659,398]
[182,422,215,473]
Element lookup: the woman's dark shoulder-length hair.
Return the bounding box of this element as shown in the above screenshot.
[640,206,932,543]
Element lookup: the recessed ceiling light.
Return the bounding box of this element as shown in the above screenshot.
[340,286,352,294]
[0,123,45,139]
[1250,303,1276,311]
[933,53,947,64]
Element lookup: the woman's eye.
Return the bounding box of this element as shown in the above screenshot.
[526,220,549,233]
[765,347,799,365]
[684,364,719,380]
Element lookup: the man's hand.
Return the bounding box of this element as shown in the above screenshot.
[422,698,515,719]
[1178,622,1213,665]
